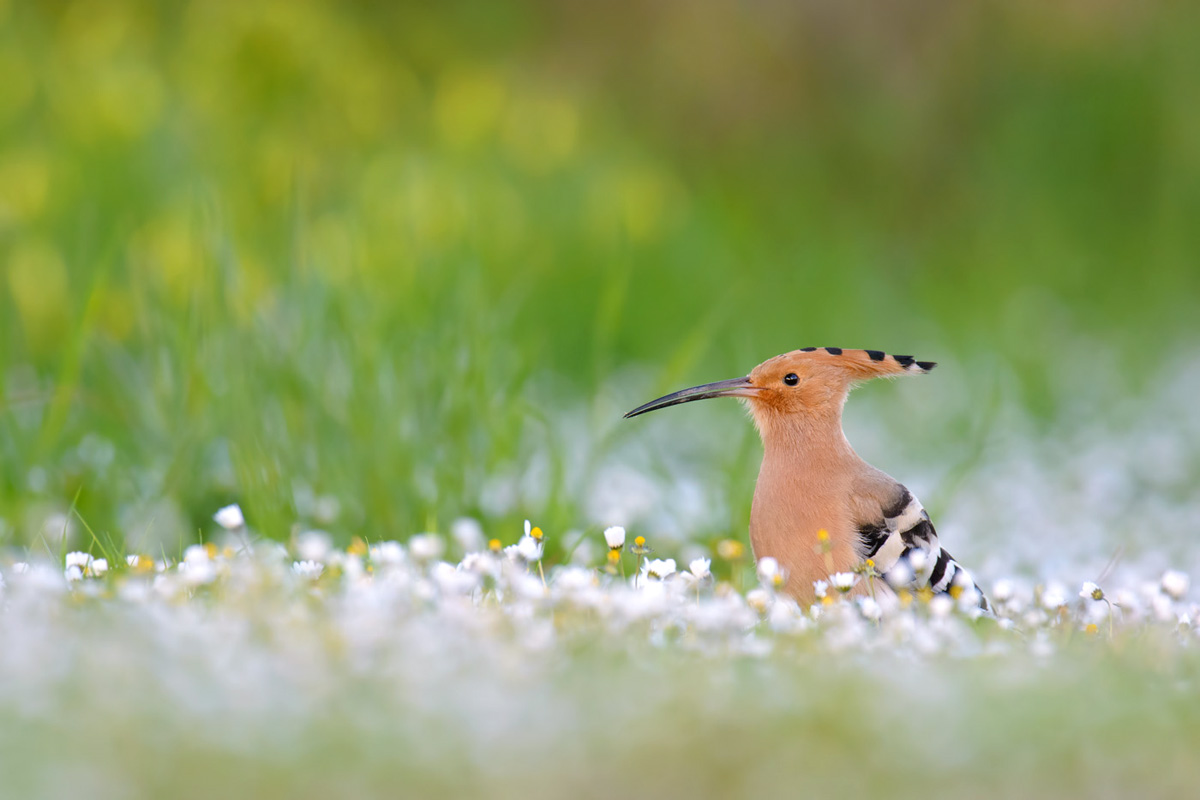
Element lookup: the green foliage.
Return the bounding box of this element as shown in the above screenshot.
[1,1,1197,550]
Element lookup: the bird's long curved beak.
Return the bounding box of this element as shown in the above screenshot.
[624,377,758,419]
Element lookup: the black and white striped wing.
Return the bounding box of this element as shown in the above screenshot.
[858,488,989,610]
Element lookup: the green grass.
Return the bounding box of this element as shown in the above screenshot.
[2,0,1199,555]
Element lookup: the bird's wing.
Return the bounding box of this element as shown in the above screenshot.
[855,486,989,609]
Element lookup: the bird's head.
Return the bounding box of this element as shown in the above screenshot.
[624,347,936,429]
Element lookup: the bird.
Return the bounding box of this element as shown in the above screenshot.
[624,347,988,609]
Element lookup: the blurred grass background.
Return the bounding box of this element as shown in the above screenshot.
[1,0,1197,554]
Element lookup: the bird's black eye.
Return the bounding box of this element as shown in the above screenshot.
[783,373,799,386]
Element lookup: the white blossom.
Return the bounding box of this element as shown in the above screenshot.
[1041,586,1066,610]
[409,533,445,561]
[296,530,333,563]
[515,536,543,562]
[858,596,883,622]
[641,558,676,580]
[688,557,711,580]
[604,526,626,550]
[992,579,1015,603]
[746,588,771,613]
[292,560,324,580]
[370,541,406,566]
[756,557,788,589]
[432,562,480,595]
[756,557,780,584]
[929,594,954,618]
[831,572,857,593]
[884,559,913,588]
[1161,570,1190,600]
[213,504,245,530]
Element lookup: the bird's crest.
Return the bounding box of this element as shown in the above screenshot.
[756,347,936,384]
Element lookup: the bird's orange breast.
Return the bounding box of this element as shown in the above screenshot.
[749,453,864,605]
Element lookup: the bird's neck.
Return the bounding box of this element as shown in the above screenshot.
[758,407,857,468]
[749,406,866,603]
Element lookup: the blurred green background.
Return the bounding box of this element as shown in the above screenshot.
[1,0,1197,554]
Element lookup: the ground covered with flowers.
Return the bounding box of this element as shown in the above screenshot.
[4,511,1200,800]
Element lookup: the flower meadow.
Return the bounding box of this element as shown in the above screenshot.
[4,509,1200,799]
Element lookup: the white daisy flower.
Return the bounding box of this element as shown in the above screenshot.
[1162,570,1189,601]
[65,552,91,569]
[183,544,210,564]
[688,557,711,580]
[515,535,543,562]
[1080,581,1104,602]
[756,557,779,582]
[831,572,857,593]
[756,557,788,589]
[991,578,1015,603]
[213,504,245,530]
[746,588,771,613]
[641,558,676,580]
[930,594,955,618]
[1041,586,1066,609]
[296,530,333,563]
[884,560,913,588]
[432,562,481,595]
[370,541,406,566]
[858,596,883,622]
[603,526,626,550]
[292,560,324,580]
[408,533,445,562]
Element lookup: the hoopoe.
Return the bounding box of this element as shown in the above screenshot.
[625,347,988,609]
